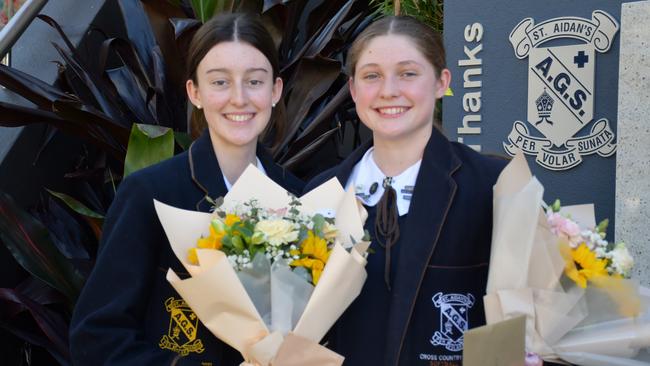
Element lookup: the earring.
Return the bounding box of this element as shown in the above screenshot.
[196,104,202,110]
[272,102,276,108]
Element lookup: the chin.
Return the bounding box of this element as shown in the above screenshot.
[373,125,407,137]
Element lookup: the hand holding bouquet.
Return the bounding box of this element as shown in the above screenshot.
[154,165,369,365]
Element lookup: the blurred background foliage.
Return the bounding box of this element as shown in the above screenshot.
[0,0,443,364]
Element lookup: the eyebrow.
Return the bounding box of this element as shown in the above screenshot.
[358,60,423,69]
[205,67,270,74]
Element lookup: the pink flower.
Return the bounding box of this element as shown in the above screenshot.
[267,207,288,216]
[525,352,543,366]
[547,212,581,243]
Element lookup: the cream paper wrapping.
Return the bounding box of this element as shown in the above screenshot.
[483,152,650,365]
[154,165,369,365]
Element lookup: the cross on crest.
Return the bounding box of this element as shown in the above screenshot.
[574,50,589,68]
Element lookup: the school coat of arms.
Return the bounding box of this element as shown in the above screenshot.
[503,10,619,170]
[430,292,475,352]
[159,297,205,356]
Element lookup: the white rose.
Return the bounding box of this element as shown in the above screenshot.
[255,219,299,246]
[610,243,634,277]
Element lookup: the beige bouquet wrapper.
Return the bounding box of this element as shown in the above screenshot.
[154,165,369,365]
[479,152,650,365]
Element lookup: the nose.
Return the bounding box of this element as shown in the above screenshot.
[230,82,247,107]
[380,75,399,99]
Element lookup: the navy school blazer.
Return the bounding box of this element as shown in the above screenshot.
[70,130,304,366]
[304,128,508,366]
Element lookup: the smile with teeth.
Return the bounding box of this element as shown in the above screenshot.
[376,107,409,116]
[224,113,255,122]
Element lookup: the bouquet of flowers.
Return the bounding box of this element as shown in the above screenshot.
[187,195,339,287]
[482,152,650,366]
[546,199,635,290]
[154,165,370,365]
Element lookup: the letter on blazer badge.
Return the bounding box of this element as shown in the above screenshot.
[503,10,619,171]
[430,292,475,352]
[159,297,205,356]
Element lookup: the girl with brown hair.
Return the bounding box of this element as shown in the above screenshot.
[70,13,302,365]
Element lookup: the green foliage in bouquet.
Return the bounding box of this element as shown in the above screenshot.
[189,197,338,286]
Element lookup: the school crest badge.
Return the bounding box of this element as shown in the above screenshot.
[430,292,475,352]
[159,297,205,356]
[503,10,618,170]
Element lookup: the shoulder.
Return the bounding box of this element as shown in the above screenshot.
[450,142,509,184]
[124,151,189,187]
[117,151,191,198]
[106,151,195,226]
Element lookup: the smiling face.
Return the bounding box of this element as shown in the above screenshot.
[349,34,449,144]
[186,41,282,150]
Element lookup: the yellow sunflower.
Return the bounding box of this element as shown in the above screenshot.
[563,243,608,288]
[290,230,331,285]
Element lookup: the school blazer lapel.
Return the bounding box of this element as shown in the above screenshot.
[384,129,462,365]
[188,131,228,211]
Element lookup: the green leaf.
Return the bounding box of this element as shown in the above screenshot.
[191,0,218,22]
[221,235,233,250]
[0,192,84,307]
[251,231,264,245]
[46,189,104,220]
[231,235,244,251]
[123,124,174,178]
[249,245,260,258]
[211,219,226,233]
[312,214,325,236]
[236,225,254,240]
[597,218,609,236]
[551,199,562,213]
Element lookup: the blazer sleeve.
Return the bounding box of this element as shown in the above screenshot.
[69,173,179,365]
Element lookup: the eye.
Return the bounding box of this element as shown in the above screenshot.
[212,79,228,87]
[362,72,380,81]
[401,71,418,78]
[248,79,264,87]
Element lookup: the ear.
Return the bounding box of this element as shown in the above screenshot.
[348,77,357,102]
[434,68,451,99]
[272,77,283,105]
[186,79,201,108]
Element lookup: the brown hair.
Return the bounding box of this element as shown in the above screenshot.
[186,13,285,150]
[346,15,446,78]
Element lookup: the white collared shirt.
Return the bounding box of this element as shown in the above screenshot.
[223,157,266,191]
[345,147,421,216]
